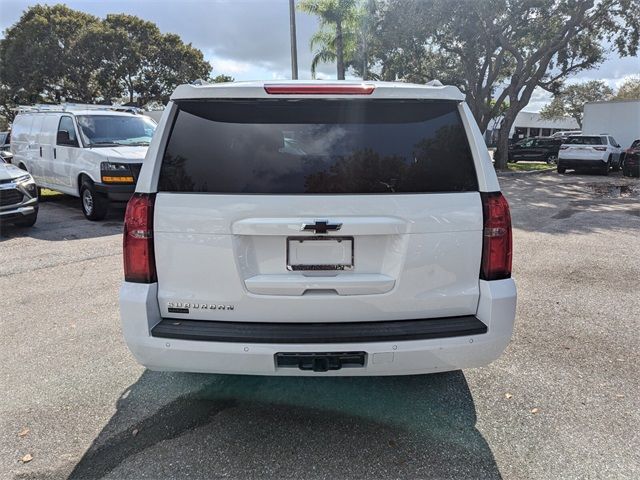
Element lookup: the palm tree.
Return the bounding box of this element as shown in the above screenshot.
[299,0,358,80]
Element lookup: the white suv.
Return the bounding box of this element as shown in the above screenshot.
[119,81,517,376]
[557,134,624,175]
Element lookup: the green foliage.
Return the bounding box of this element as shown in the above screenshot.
[370,0,639,169]
[0,4,215,125]
[540,81,614,127]
[211,74,235,83]
[615,75,640,100]
[299,0,360,79]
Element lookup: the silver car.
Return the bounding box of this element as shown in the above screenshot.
[0,161,38,227]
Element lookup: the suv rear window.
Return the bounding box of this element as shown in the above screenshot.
[565,136,603,145]
[158,100,478,194]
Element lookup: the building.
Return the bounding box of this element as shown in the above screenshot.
[485,111,579,146]
[583,99,640,149]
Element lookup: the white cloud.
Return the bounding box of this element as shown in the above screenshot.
[210,57,253,75]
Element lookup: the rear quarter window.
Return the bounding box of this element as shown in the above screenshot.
[566,136,603,145]
[158,99,478,194]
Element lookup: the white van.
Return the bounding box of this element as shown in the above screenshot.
[120,81,517,376]
[11,105,156,220]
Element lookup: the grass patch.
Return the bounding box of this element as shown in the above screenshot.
[506,162,554,172]
[39,188,63,197]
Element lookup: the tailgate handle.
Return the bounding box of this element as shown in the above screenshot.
[245,273,395,296]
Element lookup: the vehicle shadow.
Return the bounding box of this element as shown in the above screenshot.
[67,370,501,479]
[0,194,124,242]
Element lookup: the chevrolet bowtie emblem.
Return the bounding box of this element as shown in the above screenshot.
[301,220,342,234]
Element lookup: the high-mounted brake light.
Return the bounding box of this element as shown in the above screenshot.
[264,84,375,95]
[480,192,512,281]
[123,193,157,283]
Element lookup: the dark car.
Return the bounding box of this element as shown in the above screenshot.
[622,139,640,178]
[508,136,563,163]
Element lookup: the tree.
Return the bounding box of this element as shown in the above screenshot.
[540,80,614,127]
[299,0,358,79]
[0,4,214,124]
[211,74,235,83]
[136,33,211,104]
[371,0,639,169]
[0,4,99,121]
[615,75,640,100]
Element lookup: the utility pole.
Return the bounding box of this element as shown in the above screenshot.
[289,0,299,80]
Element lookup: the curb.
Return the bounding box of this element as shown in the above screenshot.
[497,167,557,176]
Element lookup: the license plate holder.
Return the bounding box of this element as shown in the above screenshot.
[286,236,354,271]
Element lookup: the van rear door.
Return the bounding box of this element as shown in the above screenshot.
[152,99,483,323]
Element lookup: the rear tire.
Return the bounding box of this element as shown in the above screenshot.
[80,179,109,221]
[601,159,610,176]
[557,166,566,174]
[612,154,621,172]
[546,154,558,164]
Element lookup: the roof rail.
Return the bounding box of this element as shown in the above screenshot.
[15,103,142,114]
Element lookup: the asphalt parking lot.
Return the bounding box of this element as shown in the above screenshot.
[1,171,639,479]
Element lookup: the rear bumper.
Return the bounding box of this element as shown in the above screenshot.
[557,158,605,169]
[119,279,517,376]
[94,183,135,202]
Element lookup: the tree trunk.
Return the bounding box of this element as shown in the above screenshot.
[336,19,345,80]
[495,111,517,170]
[362,32,368,80]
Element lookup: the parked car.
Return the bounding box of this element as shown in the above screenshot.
[10,105,156,220]
[119,80,517,376]
[508,136,563,163]
[0,131,10,152]
[551,130,581,139]
[0,150,13,164]
[0,161,38,227]
[622,139,640,178]
[557,134,624,175]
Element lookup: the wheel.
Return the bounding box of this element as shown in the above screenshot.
[557,166,566,174]
[80,179,109,221]
[14,210,38,227]
[601,159,610,176]
[546,154,558,164]
[612,154,621,172]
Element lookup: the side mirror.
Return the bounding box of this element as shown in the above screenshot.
[57,130,77,146]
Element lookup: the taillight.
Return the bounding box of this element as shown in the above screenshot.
[123,193,157,283]
[593,146,607,151]
[480,192,512,281]
[264,84,375,95]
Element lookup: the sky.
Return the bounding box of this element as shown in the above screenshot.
[1,0,638,112]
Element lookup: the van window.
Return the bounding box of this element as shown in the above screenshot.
[76,115,156,147]
[159,100,478,194]
[57,116,78,145]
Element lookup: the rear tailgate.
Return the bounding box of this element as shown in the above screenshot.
[153,98,483,323]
